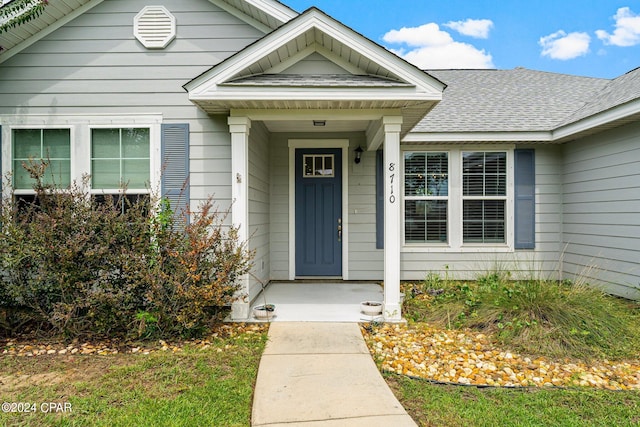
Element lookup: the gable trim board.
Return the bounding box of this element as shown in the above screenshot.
[184,8,445,136]
[208,0,297,32]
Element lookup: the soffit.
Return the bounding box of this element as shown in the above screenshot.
[211,0,296,30]
[0,0,98,61]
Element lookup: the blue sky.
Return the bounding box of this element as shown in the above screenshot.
[284,0,640,79]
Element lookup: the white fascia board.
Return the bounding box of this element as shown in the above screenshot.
[402,131,553,143]
[191,87,435,103]
[243,0,298,23]
[231,108,401,121]
[0,0,104,65]
[208,0,298,31]
[185,16,316,93]
[552,98,640,141]
[208,0,272,33]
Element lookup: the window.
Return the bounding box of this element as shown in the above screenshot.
[404,152,448,243]
[303,154,334,177]
[402,149,511,249]
[91,128,150,190]
[4,115,161,216]
[462,152,507,243]
[12,129,71,189]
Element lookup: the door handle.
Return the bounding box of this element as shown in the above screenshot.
[337,219,342,242]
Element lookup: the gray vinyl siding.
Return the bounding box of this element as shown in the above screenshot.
[400,144,564,282]
[268,133,290,280]
[267,138,562,282]
[0,0,265,211]
[562,121,640,299]
[248,122,271,299]
[347,137,384,279]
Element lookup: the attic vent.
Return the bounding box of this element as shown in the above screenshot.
[134,6,176,49]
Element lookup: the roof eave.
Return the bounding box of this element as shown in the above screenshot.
[553,98,640,143]
[207,0,297,33]
[403,131,554,143]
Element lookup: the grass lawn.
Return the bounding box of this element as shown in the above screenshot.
[388,374,640,427]
[0,327,267,427]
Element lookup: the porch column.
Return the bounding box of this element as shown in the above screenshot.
[228,116,252,320]
[383,116,403,322]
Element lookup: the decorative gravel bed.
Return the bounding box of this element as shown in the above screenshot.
[361,323,640,390]
[0,324,268,357]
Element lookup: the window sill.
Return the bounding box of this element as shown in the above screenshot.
[401,244,514,253]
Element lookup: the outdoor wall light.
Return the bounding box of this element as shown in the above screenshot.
[354,146,364,164]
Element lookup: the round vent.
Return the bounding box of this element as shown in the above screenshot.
[134,5,176,49]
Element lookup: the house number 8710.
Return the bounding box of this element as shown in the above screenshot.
[388,163,396,204]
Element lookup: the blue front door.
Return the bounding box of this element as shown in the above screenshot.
[295,148,343,276]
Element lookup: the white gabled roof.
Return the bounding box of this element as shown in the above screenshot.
[184,7,445,134]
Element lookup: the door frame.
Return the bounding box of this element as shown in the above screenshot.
[288,139,350,280]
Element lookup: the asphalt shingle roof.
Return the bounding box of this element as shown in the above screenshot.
[223,73,412,87]
[558,67,640,127]
[414,68,610,133]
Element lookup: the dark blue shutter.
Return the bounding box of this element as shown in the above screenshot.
[376,149,384,249]
[161,123,190,224]
[514,149,535,249]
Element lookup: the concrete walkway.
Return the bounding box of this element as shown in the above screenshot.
[251,323,417,426]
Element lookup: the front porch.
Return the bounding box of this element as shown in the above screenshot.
[182,8,445,322]
[248,281,384,322]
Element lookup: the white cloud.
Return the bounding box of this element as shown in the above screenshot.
[382,23,494,69]
[539,30,591,60]
[383,23,453,47]
[596,7,640,47]
[444,19,494,39]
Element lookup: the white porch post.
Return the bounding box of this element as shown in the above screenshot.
[228,116,251,320]
[383,116,403,322]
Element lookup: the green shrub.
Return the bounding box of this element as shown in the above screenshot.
[0,160,253,339]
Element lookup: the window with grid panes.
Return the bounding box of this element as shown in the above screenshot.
[462,151,507,243]
[12,129,71,189]
[91,128,150,190]
[404,152,449,243]
[91,128,151,213]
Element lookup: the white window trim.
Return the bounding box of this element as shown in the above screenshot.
[88,125,156,195]
[1,114,162,199]
[403,150,450,247]
[9,126,76,194]
[401,144,514,253]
